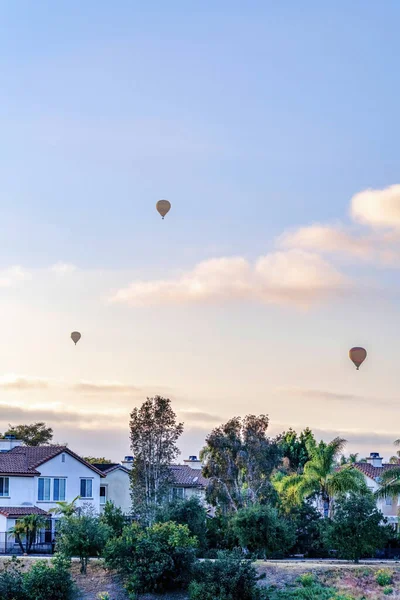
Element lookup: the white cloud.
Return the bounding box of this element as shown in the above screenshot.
[50,262,77,275]
[73,381,142,394]
[0,266,31,288]
[351,184,400,228]
[110,250,350,309]
[0,375,49,390]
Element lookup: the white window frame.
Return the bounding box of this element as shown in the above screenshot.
[386,496,393,506]
[38,477,51,502]
[80,478,93,499]
[100,485,107,505]
[0,477,9,497]
[53,478,67,501]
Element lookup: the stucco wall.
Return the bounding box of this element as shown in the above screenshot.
[101,469,131,514]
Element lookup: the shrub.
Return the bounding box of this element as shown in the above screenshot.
[56,509,111,574]
[99,501,127,537]
[157,496,208,553]
[104,520,197,596]
[188,550,261,600]
[0,557,24,600]
[297,573,314,587]
[383,587,394,596]
[376,568,393,586]
[287,503,331,558]
[205,513,238,554]
[22,554,76,600]
[232,504,295,557]
[328,493,392,563]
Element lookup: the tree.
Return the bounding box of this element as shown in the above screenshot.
[83,456,112,464]
[201,415,281,513]
[157,496,208,552]
[231,504,295,557]
[3,422,53,446]
[129,396,183,524]
[8,514,47,554]
[103,521,197,595]
[329,492,392,562]
[56,508,110,574]
[49,496,80,518]
[339,453,359,466]
[278,428,315,473]
[287,503,330,558]
[275,437,367,517]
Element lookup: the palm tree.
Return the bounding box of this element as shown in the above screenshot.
[275,437,367,517]
[49,495,80,518]
[375,440,400,500]
[8,514,47,554]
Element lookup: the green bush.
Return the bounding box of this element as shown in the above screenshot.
[99,501,127,537]
[104,520,197,596]
[287,503,331,558]
[232,504,295,557]
[375,568,393,586]
[205,514,238,554]
[328,492,392,563]
[0,557,24,600]
[157,496,208,553]
[23,554,76,600]
[188,550,261,600]
[297,573,314,587]
[383,587,394,596]
[56,509,111,574]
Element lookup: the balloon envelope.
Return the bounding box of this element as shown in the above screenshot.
[349,347,367,370]
[156,199,171,219]
[71,331,81,345]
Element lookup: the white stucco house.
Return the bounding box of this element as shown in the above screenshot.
[354,452,399,529]
[92,461,131,514]
[0,437,104,550]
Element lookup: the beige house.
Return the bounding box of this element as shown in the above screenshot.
[354,452,399,529]
[92,462,132,514]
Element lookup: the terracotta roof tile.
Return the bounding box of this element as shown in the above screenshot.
[354,462,399,481]
[170,465,208,487]
[0,507,49,517]
[0,446,105,477]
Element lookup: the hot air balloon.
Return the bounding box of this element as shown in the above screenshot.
[156,199,171,219]
[349,347,367,370]
[71,331,81,345]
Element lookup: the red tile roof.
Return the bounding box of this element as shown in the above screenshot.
[0,507,49,517]
[0,446,105,477]
[92,463,131,475]
[170,465,208,488]
[354,462,399,481]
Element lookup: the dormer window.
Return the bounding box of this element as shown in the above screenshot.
[61,453,66,463]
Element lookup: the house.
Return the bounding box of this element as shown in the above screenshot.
[0,437,104,542]
[92,462,131,514]
[354,452,399,529]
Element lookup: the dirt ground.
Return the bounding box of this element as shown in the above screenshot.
[4,557,400,599]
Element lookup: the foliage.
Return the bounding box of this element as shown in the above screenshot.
[83,456,112,464]
[328,492,392,562]
[277,428,315,474]
[23,554,76,600]
[157,496,208,552]
[375,568,393,586]
[231,504,295,557]
[2,422,53,445]
[275,437,367,517]
[50,496,80,517]
[188,550,261,600]
[339,453,359,466]
[205,513,238,554]
[129,396,183,524]
[56,509,111,574]
[201,415,281,513]
[99,501,127,537]
[384,587,394,595]
[267,578,338,599]
[103,520,197,596]
[0,557,24,600]
[8,514,47,554]
[287,503,331,557]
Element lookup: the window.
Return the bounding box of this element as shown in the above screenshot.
[100,486,107,505]
[386,496,393,506]
[38,478,51,501]
[172,487,185,500]
[0,477,9,497]
[80,479,93,498]
[53,478,66,501]
[61,453,66,463]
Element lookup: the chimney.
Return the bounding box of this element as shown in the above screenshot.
[366,452,383,468]
[183,455,202,468]
[121,455,134,470]
[0,436,23,452]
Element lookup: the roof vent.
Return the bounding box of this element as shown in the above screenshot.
[124,456,134,462]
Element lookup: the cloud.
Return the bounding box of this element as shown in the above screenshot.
[50,262,77,275]
[0,375,49,391]
[110,250,350,309]
[0,266,31,288]
[72,381,142,394]
[351,184,400,229]
[275,387,362,403]
[179,410,223,424]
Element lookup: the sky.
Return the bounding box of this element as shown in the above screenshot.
[1,1,400,462]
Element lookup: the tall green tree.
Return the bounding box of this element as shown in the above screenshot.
[278,428,315,473]
[201,415,281,513]
[130,396,183,524]
[8,514,47,554]
[275,437,367,517]
[3,422,53,446]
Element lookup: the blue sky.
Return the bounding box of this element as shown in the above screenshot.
[1,2,400,461]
